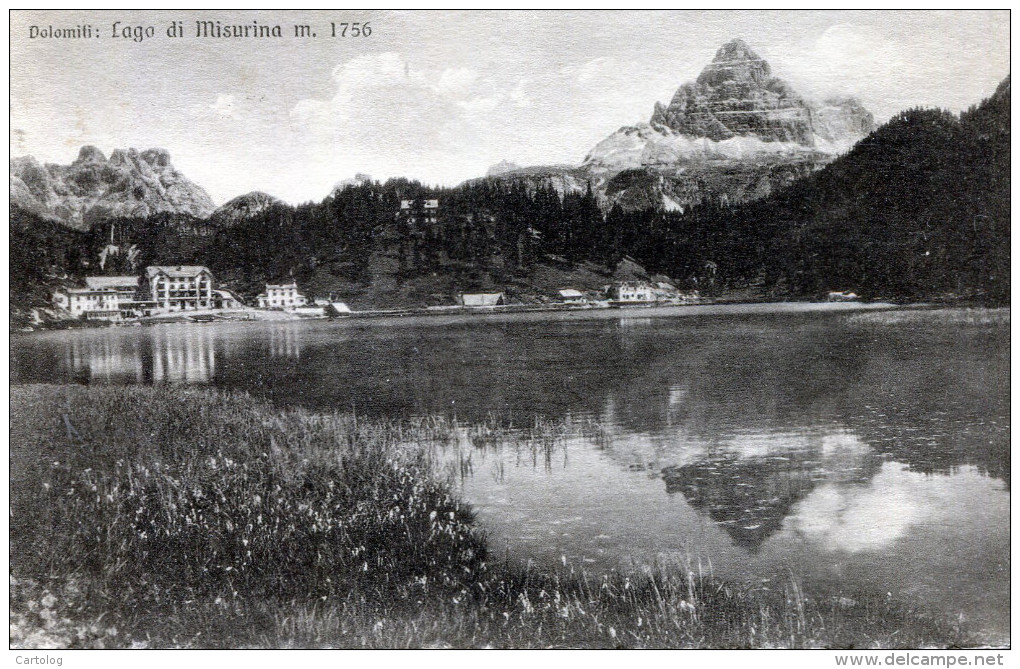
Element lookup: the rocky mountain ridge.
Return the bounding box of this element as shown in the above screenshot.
[10,146,216,230]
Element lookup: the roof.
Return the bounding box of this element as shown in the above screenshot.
[461,292,504,306]
[146,265,212,279]
[265,282,300,289]
[558,289,584,298]
[84,276,139,290]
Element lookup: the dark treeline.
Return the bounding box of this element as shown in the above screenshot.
[11,76,1009,312]
[604,76,1010,302]
[712,76,1008,302]
[10,207,91,313]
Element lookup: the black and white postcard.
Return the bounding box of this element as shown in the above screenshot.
[8,9,1010,658]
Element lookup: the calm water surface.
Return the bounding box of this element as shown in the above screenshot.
[10,305,1010,642]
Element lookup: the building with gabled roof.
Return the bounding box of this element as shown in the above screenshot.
[53,275,146,321]
[143,265,215,311]
[257,282,308,309]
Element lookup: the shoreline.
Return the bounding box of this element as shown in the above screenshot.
[9,384,997,649]
[16,298,997,334]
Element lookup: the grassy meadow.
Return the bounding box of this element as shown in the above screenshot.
[10,384,973,649]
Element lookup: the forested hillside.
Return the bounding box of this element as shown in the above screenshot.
[595,75,1011,302]
[10,76,1009,324]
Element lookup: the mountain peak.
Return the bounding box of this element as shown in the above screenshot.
[487,160,521,177]
[581,39,875,211]
[645,39,872,147]
[10,145,215,229]
[713,38,759,63]
[698,38,771,88]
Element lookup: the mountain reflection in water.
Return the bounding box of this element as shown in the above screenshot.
[659,431,877,550]
[10,308,1010,641]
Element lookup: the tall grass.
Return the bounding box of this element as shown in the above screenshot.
[10,385,973,649]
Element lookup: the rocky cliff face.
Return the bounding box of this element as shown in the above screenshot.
[649,39,815,144]
[642,39,873,152]
[579,39,874,210]
[10,146,216,230]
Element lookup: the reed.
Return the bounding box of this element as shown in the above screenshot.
[845,307,1009,326]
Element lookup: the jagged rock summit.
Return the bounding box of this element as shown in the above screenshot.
[10,145,216,230]
[480,40,875,213]
[584,38,874,173]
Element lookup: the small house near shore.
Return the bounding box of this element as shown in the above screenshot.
[558,289,585,302]
[458,292,505,307]
[609,282,655,303]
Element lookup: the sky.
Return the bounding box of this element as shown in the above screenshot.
[9,10,1011,205]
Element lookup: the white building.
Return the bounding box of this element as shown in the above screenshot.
[609,282,655,303]
[53,276,146,321]
[257,282,308,309]
[144,266,215,312]
[398,199,440,228]
[558,289,585,302]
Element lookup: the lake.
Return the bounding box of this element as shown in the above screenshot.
[10,304,1010,643]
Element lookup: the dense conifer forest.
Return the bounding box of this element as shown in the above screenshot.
[11,76,1009,322]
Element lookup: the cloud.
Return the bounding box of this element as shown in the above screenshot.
[509,78,531,108]
[457,94,501,116]
[775,23,927,120]
[565,56,616,84]
[287,52,548,185]
[210,94,239,119]
[434,67,479,95]
[777,462,1002,554]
